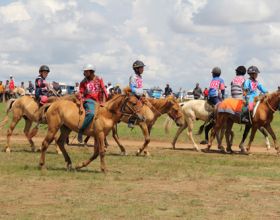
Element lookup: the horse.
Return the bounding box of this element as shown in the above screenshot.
[97,96,185,156]
[164,99,214,151]
[0,95,76,153]
[165,99,271,151]
[39,92,144,173]
[207,91,280,153]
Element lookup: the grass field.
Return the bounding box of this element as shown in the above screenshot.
[0,102,280,219]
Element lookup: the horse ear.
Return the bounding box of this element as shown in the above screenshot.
[123,87,132,95]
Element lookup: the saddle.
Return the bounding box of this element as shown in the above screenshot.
[217,98,244,116]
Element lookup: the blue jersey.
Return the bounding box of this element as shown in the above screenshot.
[243,78,267,98]
[208,77,225,98]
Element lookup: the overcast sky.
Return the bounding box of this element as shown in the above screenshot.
[0,0,280,91]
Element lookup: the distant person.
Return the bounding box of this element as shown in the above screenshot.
[4,80,10,101]
[164,84,172,96]
[178,87,183,101]
[106,82,113,94]
[9,75,15,98]
[74,82,79,93]
[114,84,121,94]
[20,81,25,89]
[27,81,35,94]
[203,88,208,100]
[52,81,62,95]
[0,81,4,102]
[193,83,202,99]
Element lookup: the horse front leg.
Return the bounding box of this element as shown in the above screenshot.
[172,122,187,149]
[263,124,278,153]
[186,118,199,151]
[39,126,60,169]
[76,136,100,170]
[246,125,258,153]
[259,127,270,150]
[23,119,35,152]
[112,125,126,155]
[136,122,150,156]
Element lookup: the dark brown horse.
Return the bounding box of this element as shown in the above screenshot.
[39,93,144,172]
[207,91,280,153]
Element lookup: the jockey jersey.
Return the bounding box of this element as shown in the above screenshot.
[9,79,15,91]
[129,73,143,96]
[243,78,268,111]
[208,76,225,98]
[79,75,108,103]
[231,75,246,99]
[35,75,48,100]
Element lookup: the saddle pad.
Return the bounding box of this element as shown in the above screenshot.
[217,98,244,115]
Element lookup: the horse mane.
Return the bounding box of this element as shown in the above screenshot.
[123,87,132,95]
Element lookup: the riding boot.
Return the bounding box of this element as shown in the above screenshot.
[240,106,249,123]
[78,113,94,143]
[128,116,137,128]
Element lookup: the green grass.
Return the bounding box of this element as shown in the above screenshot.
[1,101,280,219]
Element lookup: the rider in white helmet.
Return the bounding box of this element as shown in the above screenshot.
[77,64,108,143]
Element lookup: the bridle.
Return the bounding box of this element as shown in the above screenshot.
[119,95,143,119]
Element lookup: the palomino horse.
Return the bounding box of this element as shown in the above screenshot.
[164,99,214,151]
[207,91,280,153]
[105,96,184,155]
[0,95,75,153]
[39,93,144,172]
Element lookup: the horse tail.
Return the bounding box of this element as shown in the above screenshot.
[0,99,16,129]
[197,122,207,135]
[164,116,173,134]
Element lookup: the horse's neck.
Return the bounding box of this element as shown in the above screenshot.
[265,93,280,112]
[102,95,123,121]
[148,99,170,115]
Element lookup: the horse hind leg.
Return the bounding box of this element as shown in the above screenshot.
[186,118,199,151]
[57,126,72,170]
[136,123,151,156]
[23,118,35,152]
[225,121,234,153]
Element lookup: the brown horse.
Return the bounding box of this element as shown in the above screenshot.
[0,95,76,153]
[39,93,144,172]
[107,96,185,155]
[207,91,280,153]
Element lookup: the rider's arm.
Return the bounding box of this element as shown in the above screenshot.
[99,78,108,101]
[257,82,268,94]
[219,79,225,99]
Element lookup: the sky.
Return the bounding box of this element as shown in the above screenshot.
[0,0,280,92]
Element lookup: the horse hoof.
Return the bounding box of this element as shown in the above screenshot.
[201,147,210,153]
[136,150,141,156]
[5,148,11,153]
[200,140,208,145]
[120,151,127,156]
[194,147,200,152]
[144,151,150,156]
[66,164,73,171]
[101,168,107,173]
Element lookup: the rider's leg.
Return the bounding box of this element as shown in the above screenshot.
[78,99,95,143]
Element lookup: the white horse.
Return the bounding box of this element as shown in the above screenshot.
[165,100,213,151]
[165,99,271,151]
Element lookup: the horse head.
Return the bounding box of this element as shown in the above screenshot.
[106,93,144,121]
[165,96,184,126]
[264,90,280,113]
